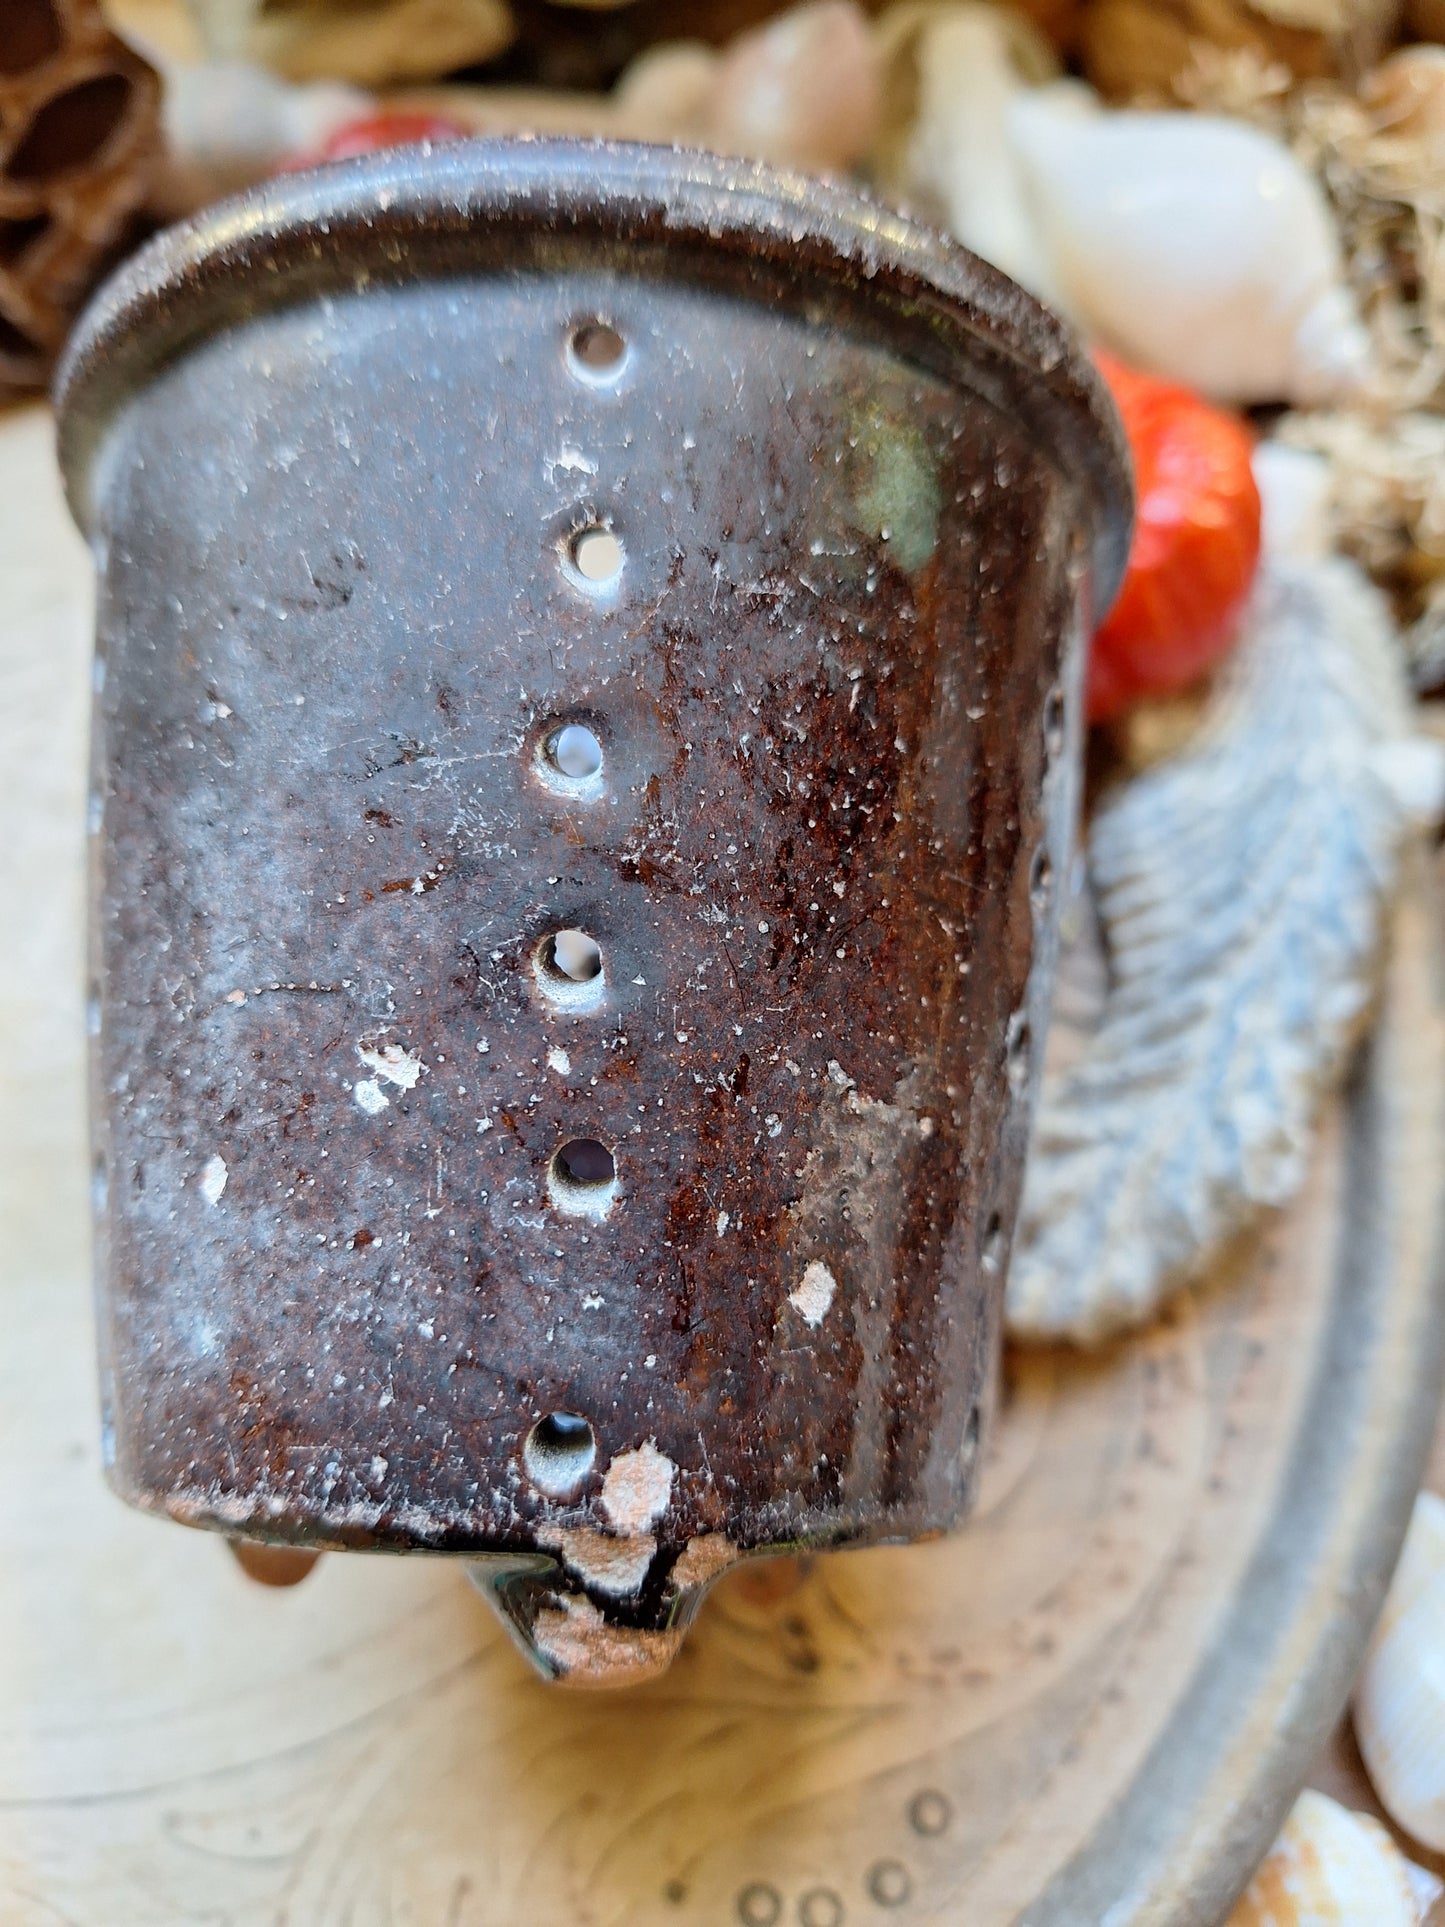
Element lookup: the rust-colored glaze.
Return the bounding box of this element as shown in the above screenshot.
[56,141,1129,1683]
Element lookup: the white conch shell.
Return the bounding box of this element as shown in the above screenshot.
[1355,1491,1445,1852]
[870,3,1062,301]
[1226,1789,1442,1925]
[1007,90,1373,406]
[1008,551,1440,1344]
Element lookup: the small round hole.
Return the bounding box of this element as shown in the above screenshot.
[1006,1015,1032,1098]
[958,1405,982,1482]
[568,319,626,379]
[548,1138,618,1218]
[534,929,606,1012]
[1044,684,1066,757]
[1030,846,1053,907]
[551,929,601,981]
[547,722,602,780]
[523,1411,596,1500]
[981,1211,1006,1274]
[568,524,624,588]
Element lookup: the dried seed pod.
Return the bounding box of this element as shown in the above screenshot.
[0,0,161,394]
[1355,1491,1445,1853]
[1226,1789,1440,1924]
[1080,0,1402,103]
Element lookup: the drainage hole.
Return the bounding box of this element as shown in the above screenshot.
[547,929,602,982]
[568,318,626,378]
[523,1411,597,1499]
[543,721,603,782]
[568,524,624,587]
[1044,684,1066,757]
[1006,1017,1032,1097]
[548,1138,618,1216]
[981,1211,1006,1273]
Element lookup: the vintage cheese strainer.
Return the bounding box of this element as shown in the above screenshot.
[55,140,1130,1685]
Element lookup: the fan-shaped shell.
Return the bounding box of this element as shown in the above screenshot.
[1226,1789,1440,1925]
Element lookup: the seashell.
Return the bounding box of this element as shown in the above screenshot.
[612,42,721,145]
[152,62,373,219]
[1007,89,1373,405]
[703,0,883,173]
[1007,544,1441,1344]
[1355,1490,1445,1852]
[870,3,1064,302]
[1226,1789,1441,1925]
[193,0,517,89]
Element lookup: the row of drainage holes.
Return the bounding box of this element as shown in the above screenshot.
[563,320,629,588]
[522,435,621,1489]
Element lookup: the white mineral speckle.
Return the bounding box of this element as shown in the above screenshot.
[354,1079,389,1116]
[199,1154,227,1206]
[547,1046,571,1075]
[600,1440,676,1533]
[357,1041,425,1090]
[716,1209,730,1235]
[789,1259,837,1328]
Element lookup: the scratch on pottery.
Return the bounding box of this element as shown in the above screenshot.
[600,1442,676,1532]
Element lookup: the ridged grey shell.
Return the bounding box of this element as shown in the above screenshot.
[1008,557,1437,1345]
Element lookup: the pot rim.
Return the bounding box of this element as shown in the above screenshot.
[54,136,1131,607]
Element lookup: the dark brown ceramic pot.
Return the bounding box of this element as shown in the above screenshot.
[56,140,1129,1684]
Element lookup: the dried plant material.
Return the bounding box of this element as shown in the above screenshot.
[1080,0,1399,103]
[869,3,1062,297]
[193,0,515,88]
[1274,410,1445,667]
[1009,558,1438,1344]
[1285,77,1445,408]
[0,0,161,394]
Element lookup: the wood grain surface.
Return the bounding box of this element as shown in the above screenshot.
[3,396,1443,1927]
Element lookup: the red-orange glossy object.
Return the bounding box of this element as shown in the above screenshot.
[284,111,472,170]
[1088,351,1262,723]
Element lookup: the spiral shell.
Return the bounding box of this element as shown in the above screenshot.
[1226,1789,1441,1925]
[1006,89,1373,406]
[1355,1491,1445,1852]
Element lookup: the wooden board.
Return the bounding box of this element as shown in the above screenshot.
[2,397,1444,1926]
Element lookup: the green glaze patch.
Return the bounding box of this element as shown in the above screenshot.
[847,398,942,578]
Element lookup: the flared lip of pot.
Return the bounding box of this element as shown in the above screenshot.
[54,135,1132,610]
